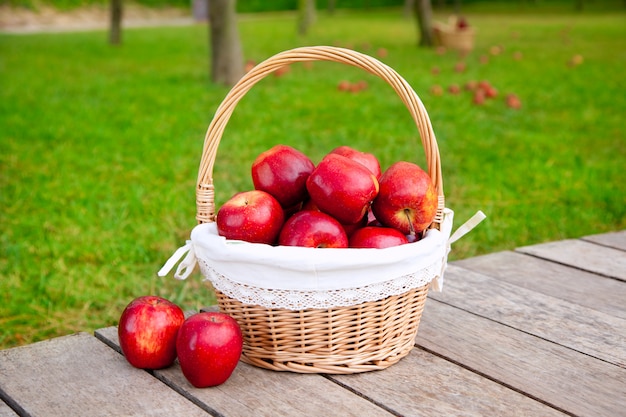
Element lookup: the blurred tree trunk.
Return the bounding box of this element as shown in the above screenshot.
[109,0,122,45]
[298,0,316,36]
[209,0,244,86]
[414,0,434,47]
[404,0,414,18]
[327,0,335,15]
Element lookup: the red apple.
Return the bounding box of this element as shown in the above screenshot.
[329,145,382,178]
[430,84,444,96]
[301,198,320,212]
[371,161,438,238]
[251,144,315,208]
[176,312,243,388]
[473,89,486,105]
[506,93,522,109]
[349,226,409,249]
[349,80,369,93]
[244,59,256,73]
[216,190,284,244]
[278,210,349,248]
[465,80,478,91]
[341,212,368,237]
[118,296,185,370]
[484,85,498,98]
[337,80,351,91]
[273,64,290,77]
[454,61,466,73]
[306,153,379,225]
[448,84,461,95]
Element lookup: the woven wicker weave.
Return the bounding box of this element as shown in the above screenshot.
[195,46,444,373]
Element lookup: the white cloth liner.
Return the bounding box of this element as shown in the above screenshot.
[158,208,486,310]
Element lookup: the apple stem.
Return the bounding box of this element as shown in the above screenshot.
[404,209,417,239]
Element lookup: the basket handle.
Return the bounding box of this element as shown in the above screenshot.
[196,46,444,229]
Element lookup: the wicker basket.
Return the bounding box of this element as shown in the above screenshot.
[433,19,475,52]
[193,46,445,374]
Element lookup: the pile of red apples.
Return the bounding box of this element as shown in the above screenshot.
[216,145,438,249]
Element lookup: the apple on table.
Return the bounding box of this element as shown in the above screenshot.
[118,296,185,370]
[176,312,243,388]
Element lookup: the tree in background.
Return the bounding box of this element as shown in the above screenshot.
[413,0,434,47]
[209,0,244,86]
[109,0,122,45]
[298,0,316,36]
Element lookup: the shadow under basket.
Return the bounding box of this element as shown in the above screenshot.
[215,284,430,374]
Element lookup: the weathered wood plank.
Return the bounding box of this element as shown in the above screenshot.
[582,230,626,251]
[0,333,208,417]
[454,250,626,319]
[430,264,626,367]
[516,238,626,281]
[330,346,567,417]
[416,299,626,417]
[96,326,395,417]
[0,401,18,417]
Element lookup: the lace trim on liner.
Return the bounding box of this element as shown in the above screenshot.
[197,256,444,310]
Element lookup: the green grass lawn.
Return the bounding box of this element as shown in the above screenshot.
[1,5,624,349]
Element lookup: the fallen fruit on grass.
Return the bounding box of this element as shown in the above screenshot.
[454,61,467,73]
[448,84,461,95]
[337,80,351,91]
[273,64,290,77]
[430,85,444,96]
[484,85,498,98]
[473,89,486,105]
[465,80,478,91]
[176,312,243,388]
[569,54,584,67]
[118,296,185,370]
[216,190,285,244]
[244,59,256,72]
[506,93,522,109]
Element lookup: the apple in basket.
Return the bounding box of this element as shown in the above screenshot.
[371,161,438,239]
[306,153,379,225]
[278,210,349,248]
[118,296,185,370]
[216,190,285,245]
[176,312,243,388]
[329,145,382,178]
[251,144,315,208]
[349,226,410,249]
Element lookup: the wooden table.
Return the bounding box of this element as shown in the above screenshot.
[1,231,625,417]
